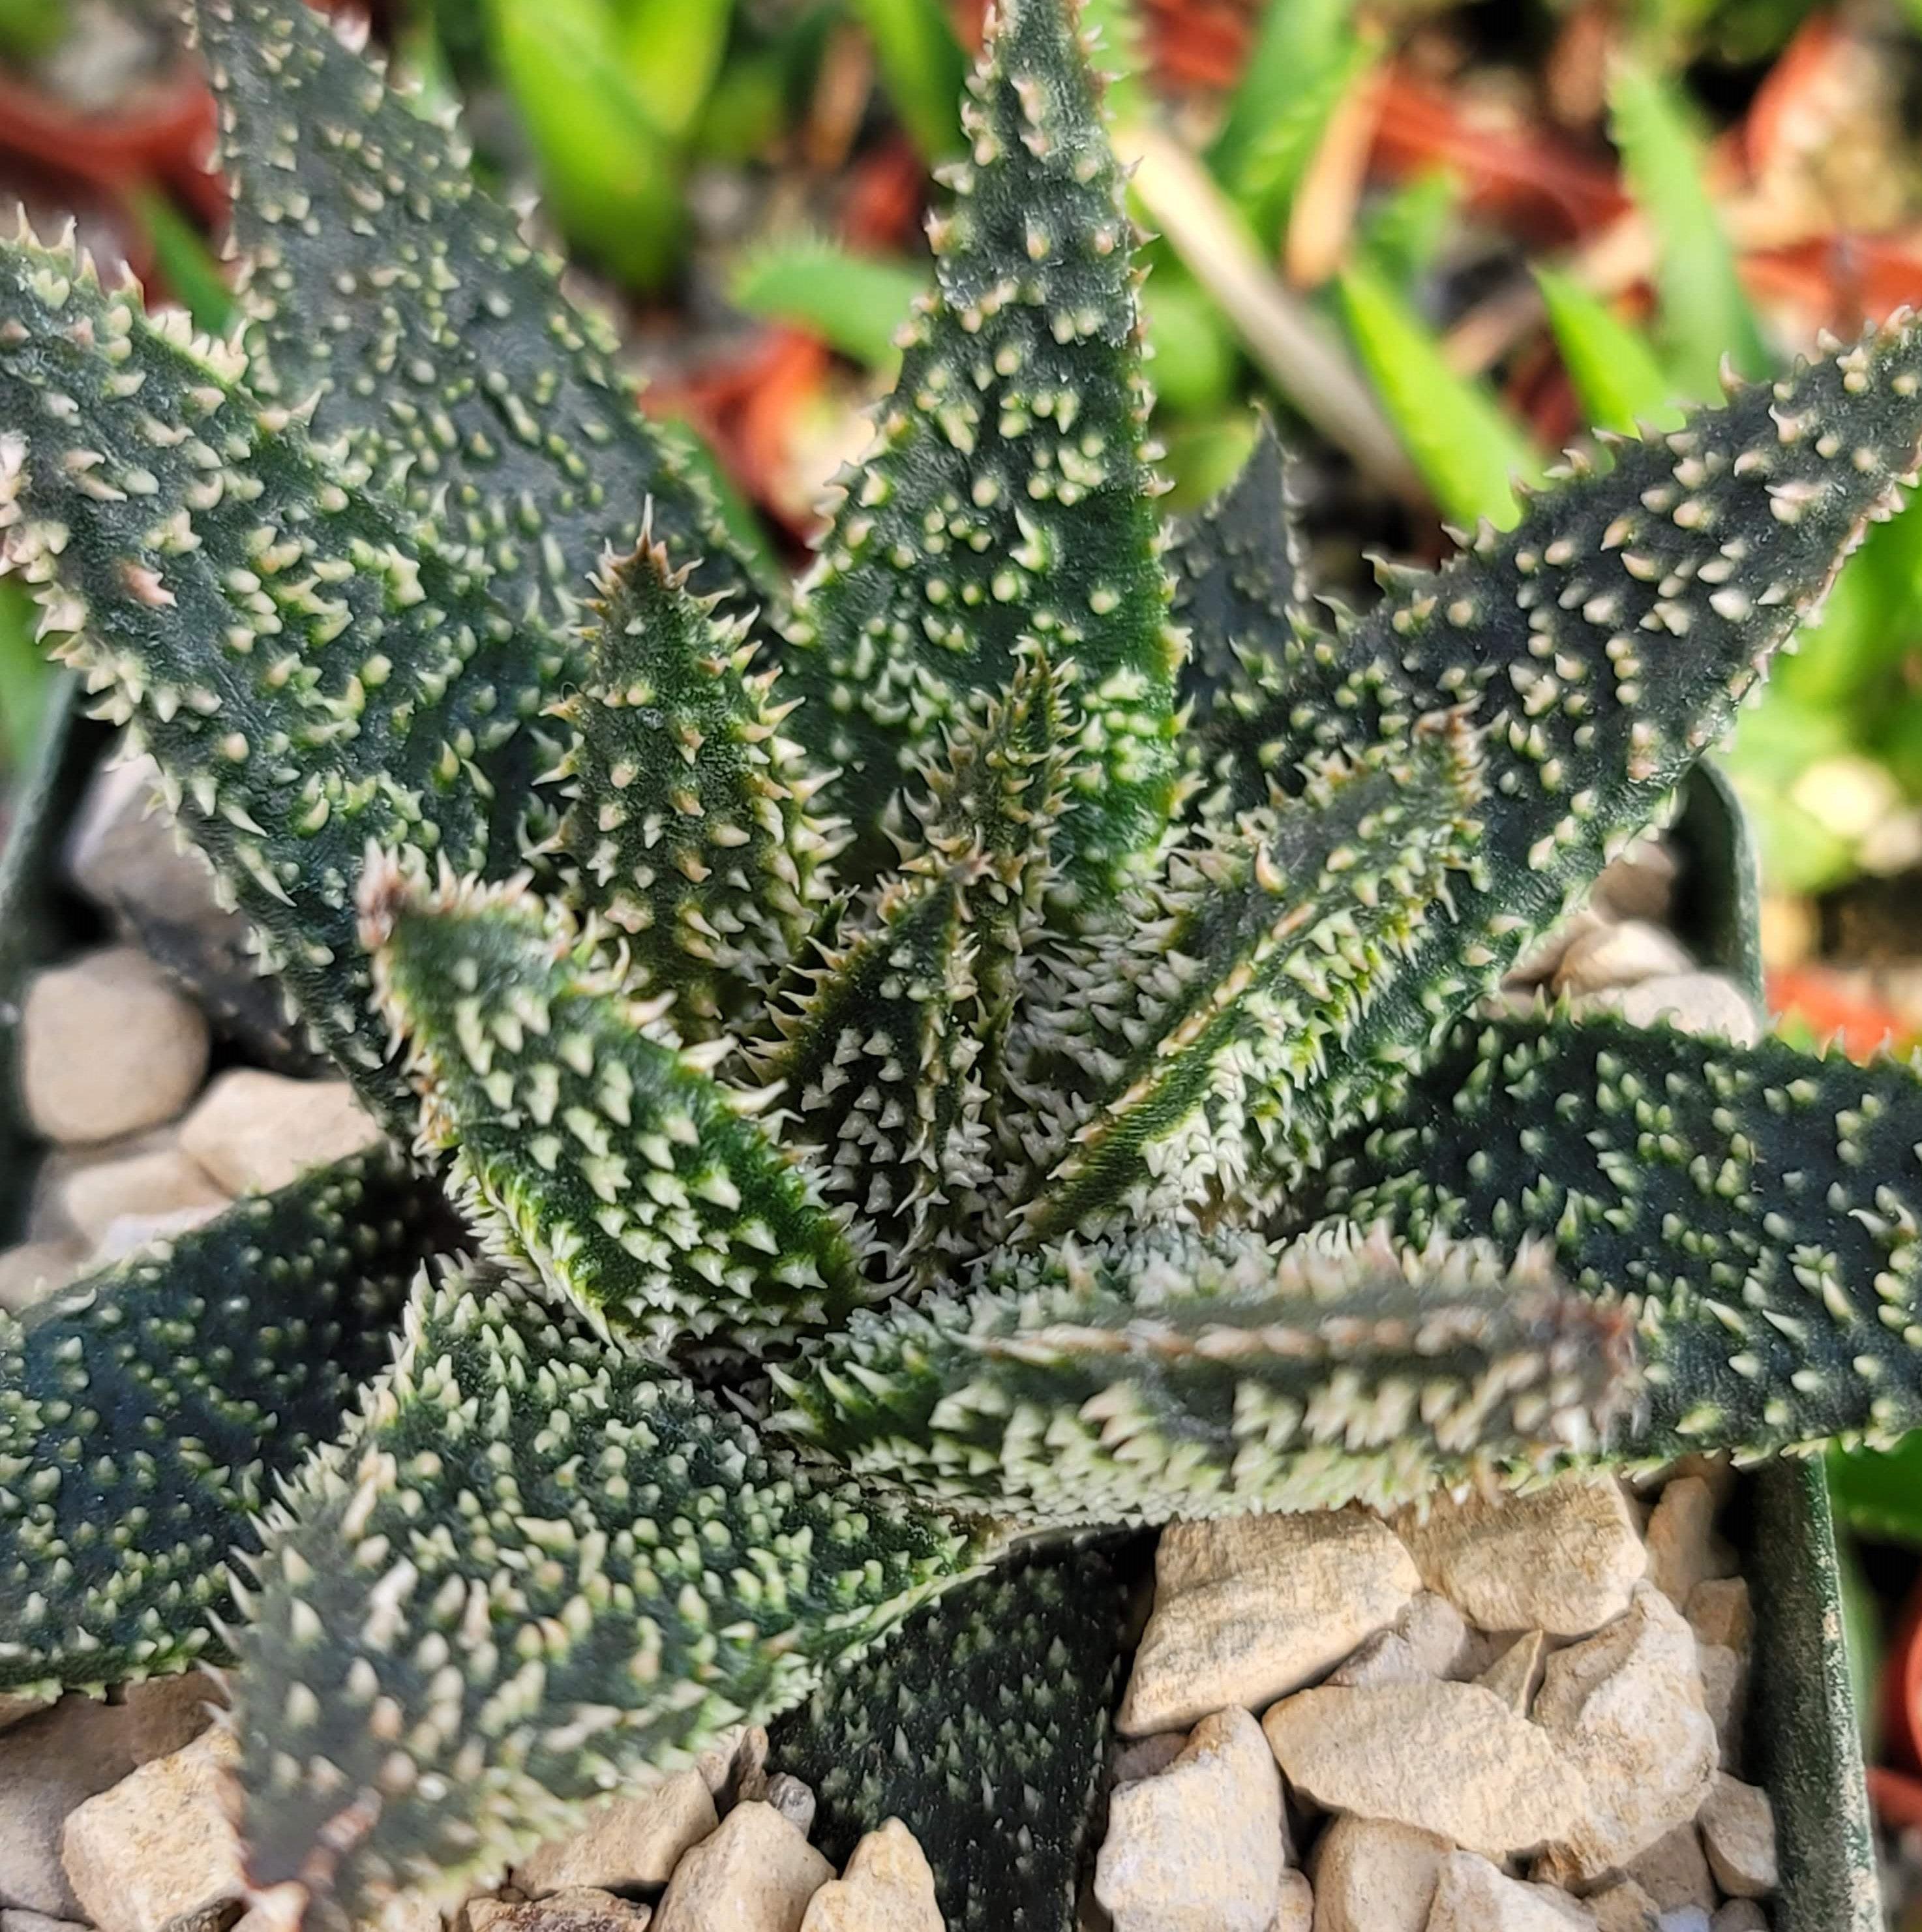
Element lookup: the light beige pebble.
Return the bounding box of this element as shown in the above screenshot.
[0,1682,213,1920]
[1687,1580,1752,1657]
[1270,1871,1312,1932]
[1120,1513,1418,1734]
[1592,837,1679,924]
[1698,1775,1777,1899]
[1095,1708,1282,1932]
[1709,1903,1768,1932]
[1623,1825,1717,1914]
[57,1145,225,1247]
[59,1729,241,1932]
[1304,1817,1449,1932]
[1644,1480,1735,1611]
[514,1774,717,1897]
[20,948,210,1146]
[797,1820,941,1932]
[1262,1681,1584,1860]
[1428,1854,1595,1932]
[1475,1631,1546,1715]
[1586,1880,1660,1932]
[1393,1475,1646,1638]
[652,1804,831,1932]
[1584,974,1761,1047]
[468,1890,651,1932]
[1553,920,1694,995]
[0,1242,83,1314]
[178,1070,383,1196]
[1696,1642,1747,1772]
[1533,1585,1718,1880]
[0,1699,52,1740]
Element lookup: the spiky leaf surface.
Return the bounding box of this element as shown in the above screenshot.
[1299,1014,1922,1466]
[0,1149,447,1697]
[189,0,764,622]
[1006,715,1484,1241]
[1197,325,1922,1188]
[790,0,1182,900]
[231,1265,980,1929]
[0,232,572,1122]
[1167,417,1318,805]
[363,864,867,1348]
[770,1541,1130,1932]
[758,655,1073,1282]
[545,537,835,1034]
[773,1225,1636,1525]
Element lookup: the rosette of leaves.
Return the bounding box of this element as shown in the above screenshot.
[4,0,1922,1920]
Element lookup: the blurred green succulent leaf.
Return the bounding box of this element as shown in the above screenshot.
[850,0,969,160]
[1534,265,1681,436]
[730,237,927,369]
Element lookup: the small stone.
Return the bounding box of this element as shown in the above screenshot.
[178,1071,383,1196]
[1094,1709,1282,1932]
[514,1774,717,1897]
[797,1820,940,1932]
[1476,1631,1547,1715]
[20,948,210,1147]
[1270,1871,1311,1932]
[1697,1776,1777,1899]
[652,1805,831,1932]
[1591,836,1679,924]
[1554,921,1695,996]
[1304,1817,1449,1932]
[1708,1904,1767,1932]
[467,1890,652,1932]
[1588,1882,1660,1932]
[1394,1475,1647,1638]
[57,1143,226,1247]
[1534,1586,1719,1880]
[0,1700,52,1740]
[1644,1481,1734,1612]
[59,1730,241,1932]
[1658,1912,1711,1932]
[1585,974,1761,1048]
[1623,1826,1716,1914]
[763,1777,817,1841]
[0,1243,83,1314]
[1262,1681,1584,1859]
[1,1914,89,1932]
[1696,1643,1747,1772]
[1334,1593,1473,1687]
[1428,1854,1595,1932]
[1120,1512,1418,1734]
[1686,1580,1752,1657]
[1326,1631,1427,1689]
[0,1691,211,1918]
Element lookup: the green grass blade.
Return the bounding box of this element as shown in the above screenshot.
[849,0,968,160]
[730,237,927,367]
[1534,266,1681,435]
[1338,260,1541,527]
[618,0,736,141]
[1606,57,1769,400]
[127,188,234,337]
[1209,0,1357,194]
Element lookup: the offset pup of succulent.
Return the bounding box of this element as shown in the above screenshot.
[4,0,1922,1918]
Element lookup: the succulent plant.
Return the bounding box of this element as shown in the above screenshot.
[5,0,1922,1921]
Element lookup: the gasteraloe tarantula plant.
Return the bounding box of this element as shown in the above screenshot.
[6,0,1922,1917]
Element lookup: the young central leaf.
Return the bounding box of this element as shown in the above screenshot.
[362,864,867,1350]
[1006,714,1484,1243]
[544,534,837,1034]
[790,0,1182,903]
[755,654,1074,1284]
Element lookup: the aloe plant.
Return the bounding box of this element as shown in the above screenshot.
[6,0,1922,1924]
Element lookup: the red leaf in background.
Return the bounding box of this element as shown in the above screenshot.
[1767,964,1918,1059]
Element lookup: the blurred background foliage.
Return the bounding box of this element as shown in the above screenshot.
[14,0,1922,1880]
